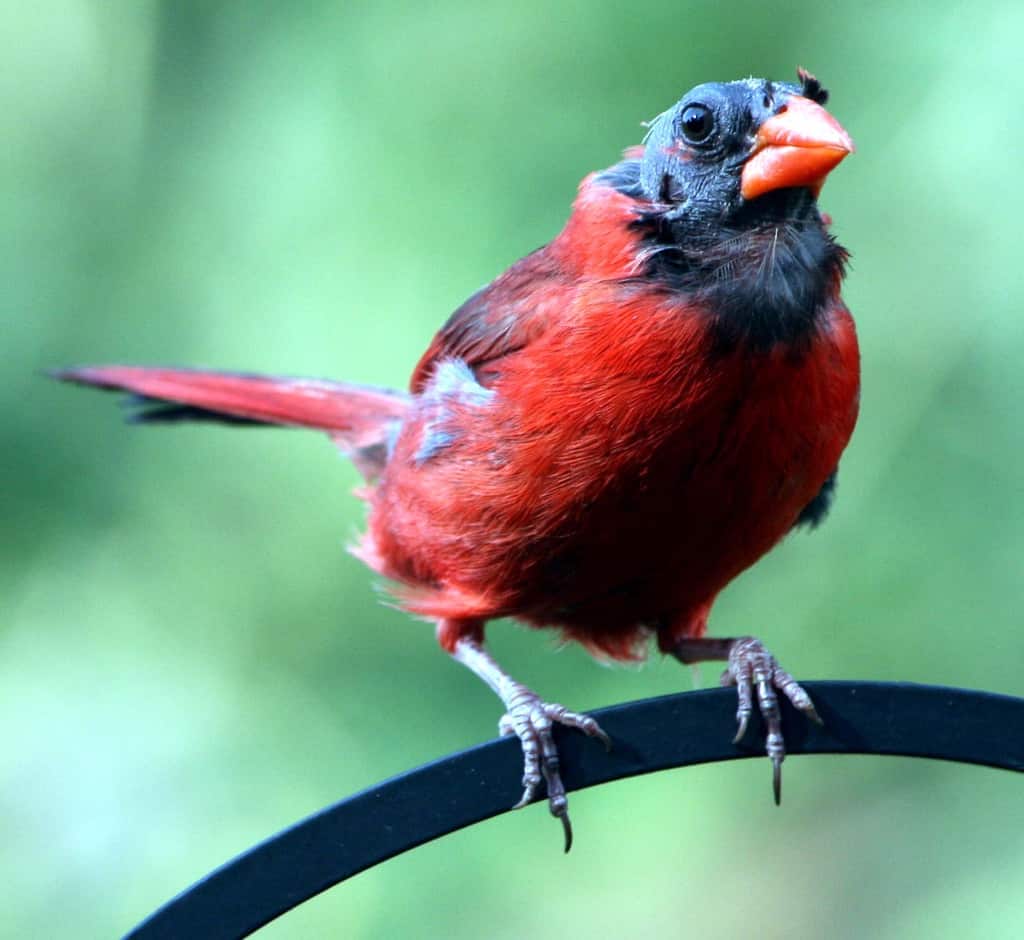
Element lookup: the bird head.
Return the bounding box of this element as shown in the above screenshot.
[639,69,853,223]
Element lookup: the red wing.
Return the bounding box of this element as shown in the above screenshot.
[410,246,567,393]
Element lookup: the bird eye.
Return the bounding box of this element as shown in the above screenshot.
[680,104,714,144]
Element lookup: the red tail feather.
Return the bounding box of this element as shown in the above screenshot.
[53,365,410,478]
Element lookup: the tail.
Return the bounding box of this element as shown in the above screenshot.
[52,365,410,480]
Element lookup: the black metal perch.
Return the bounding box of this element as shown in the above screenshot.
[125,681,1024,939]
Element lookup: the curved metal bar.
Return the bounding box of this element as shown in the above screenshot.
[125,682,1024,939]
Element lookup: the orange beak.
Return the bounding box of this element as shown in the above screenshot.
[740,95,854,201]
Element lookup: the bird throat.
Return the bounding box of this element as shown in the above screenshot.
[636,188,848,351]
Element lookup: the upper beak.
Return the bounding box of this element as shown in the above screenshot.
[740,95,854,201]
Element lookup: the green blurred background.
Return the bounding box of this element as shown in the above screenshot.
[4,1,1023,936]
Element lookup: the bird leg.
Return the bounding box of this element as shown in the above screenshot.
[670,636,822,805]
[451,636,610,852]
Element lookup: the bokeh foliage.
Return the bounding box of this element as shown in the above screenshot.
[3,1,1023,936]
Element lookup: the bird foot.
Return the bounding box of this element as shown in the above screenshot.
[449,634,610,851]
[498,694,611,852]
[719,636,822,805]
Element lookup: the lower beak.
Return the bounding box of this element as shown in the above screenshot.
[740,95,854,201]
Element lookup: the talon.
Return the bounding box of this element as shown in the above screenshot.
[517,764,541,804]
[545,704,612,751]
[512,788,533,811]
[450,639,601,848]
[672,635,816,803]
[725,636,815,798]
[589,724,612,751]
[732,665,754,744]
[805,703,824,726]
[497,688,605,848]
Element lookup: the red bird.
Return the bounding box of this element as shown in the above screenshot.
[56,69,858,851]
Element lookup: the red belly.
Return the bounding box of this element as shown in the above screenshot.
[362,299,860,660]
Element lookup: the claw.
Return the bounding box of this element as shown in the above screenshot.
[450,636,607,850]
[560,811,573,853]
[796,696,824,726]
[722,661,753,743]
[725,636,818,805]
[498,697,608,851]
[547,703,612,751]
[593,726,613,752]
[672,634,818,805]
[512,787,533,811]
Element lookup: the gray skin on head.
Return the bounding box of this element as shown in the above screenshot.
[639,78,805,225]
[607,73,846,352]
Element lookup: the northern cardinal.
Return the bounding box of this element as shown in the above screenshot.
[55,69,858,851]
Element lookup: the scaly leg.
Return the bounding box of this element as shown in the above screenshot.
[451,635,610,852]
[670,636,822,805]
